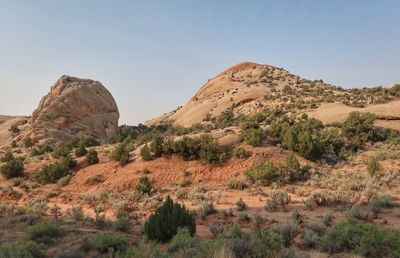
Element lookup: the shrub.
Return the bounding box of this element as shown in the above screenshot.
[302,229,319,248]
[140,145,152,161]
[233,146,250,159]
[369,195,394,218]
[347,204,364,220]
[150,135,164,158]
[226,178,247,190]
[57,174,71,186]
[216,109,234,128]
[26,220,64,241]
[170,227,196,251]
[24,138,34,147]
[8,124,20,134]
[35,161,69,184]
[241,128,266,146]
[271,224,300,247]
[367,157,381,177]
[52,145,71,159]
[0,241,44,258]
[342,111,377,143]
[74,144,87,157]
[31,144,53,156]
[89,232,129,253]
[0,158,24,179]
[61,154,77,169]
[199,202,215,219]
[111,144,130,165]
[135,176,153,194]
[114,211,131,232]
[67,206,84,221]
[245,161,280,185]
[321,218,400,257]
[85,149,99,165]
[235,198,247,211]
[143,196,196,242]
[1,149,14,162]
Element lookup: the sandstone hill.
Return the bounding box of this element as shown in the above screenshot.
[146,62,400,131]
[0,75,119,149]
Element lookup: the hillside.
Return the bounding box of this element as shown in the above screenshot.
[147,61,400,131]
[1,63,400,257]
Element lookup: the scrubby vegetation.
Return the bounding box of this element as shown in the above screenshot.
[245,153,308,185]
[35,155,76,184]
[321,219,400,257]
[144,196,196,242]
[85,149,99,165]
[0,154,24,179]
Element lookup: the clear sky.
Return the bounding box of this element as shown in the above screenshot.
[0,1,399,125]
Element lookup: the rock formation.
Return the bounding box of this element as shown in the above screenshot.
[30,75,119,145]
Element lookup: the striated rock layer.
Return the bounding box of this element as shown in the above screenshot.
[31,75,119,145]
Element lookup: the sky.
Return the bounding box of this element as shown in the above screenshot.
[0,1,399,125]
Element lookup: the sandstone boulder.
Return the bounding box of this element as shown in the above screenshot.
[31,75,119,145]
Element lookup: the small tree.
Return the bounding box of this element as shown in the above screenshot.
[85,149,99,165]
[241,128,266,147]
[135,176,153,194]
[0,158,24,179]
[144,196,196,242]
[150,135,164,157]
[140,145,152,161]
[110,144,129,165]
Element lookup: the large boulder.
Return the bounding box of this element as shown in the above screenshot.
[30,75,119,145]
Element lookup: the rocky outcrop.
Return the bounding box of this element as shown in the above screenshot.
[30,75,119,145]
[146,62,314,127]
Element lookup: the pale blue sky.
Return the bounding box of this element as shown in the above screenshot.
[0,1,399,125]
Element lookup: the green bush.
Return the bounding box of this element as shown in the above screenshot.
[244,153,306,185]
[0,158,24,179]
[89,232,129,254]
[52,145,72,159]
[113,211,131,232]
[321,219,400,257]
[245,161,280,185]
[111,144,130,165]
[35,161,69,184]
[170,227,196,251]
[241,128,266,146]
[150,135,164,157]
[140,145,153,161]
[31,144,53,156]
[0,241,44,258]
[233,147,250,159]
[216,109,234,129]
[85,149,99,165]
[199,202,215,219]
[74,144,87,157]
[144,196,196,242]
[342,111,377,144]
[1,149,14,162]
[57,174,71,186]
[135,176,153,194]
[26,220,64,241]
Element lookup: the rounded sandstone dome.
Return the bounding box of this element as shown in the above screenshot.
[31,75,119,145]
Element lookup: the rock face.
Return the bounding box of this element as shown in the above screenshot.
[31,75,119,145]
